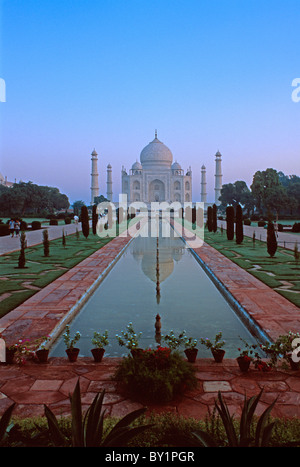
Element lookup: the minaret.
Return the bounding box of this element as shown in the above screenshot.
[90,149,99,204]
[200,165,207,203]
[106,164,113,201]
[214,150,222,205]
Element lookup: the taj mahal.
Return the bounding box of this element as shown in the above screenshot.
[90,131,223,208]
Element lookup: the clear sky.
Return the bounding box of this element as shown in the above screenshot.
[0,0,299,205]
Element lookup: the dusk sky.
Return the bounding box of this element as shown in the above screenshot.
[0,0,299,205]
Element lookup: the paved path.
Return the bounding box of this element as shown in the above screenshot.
[1,357,300,421]
[218,220,299,251]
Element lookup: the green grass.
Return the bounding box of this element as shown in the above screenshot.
[182,220,300,308]
[0,231,113,318]
[4,411,300,447]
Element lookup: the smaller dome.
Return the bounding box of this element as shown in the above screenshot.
[171,161,182,170]
[215,150,222,157]
[132,160,142,170]
[201,164,206,169]
[107,163,112,168]
[91,149,98,156]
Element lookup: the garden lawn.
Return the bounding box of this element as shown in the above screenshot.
[183,220,300,308]
[0,230,112,318]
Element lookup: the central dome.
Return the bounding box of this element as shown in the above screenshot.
[140,133,173,168]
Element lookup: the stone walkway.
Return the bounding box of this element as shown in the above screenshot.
[0,219,299,421]
[1,357,300,420]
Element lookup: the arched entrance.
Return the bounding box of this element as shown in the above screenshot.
[149,179,165,202]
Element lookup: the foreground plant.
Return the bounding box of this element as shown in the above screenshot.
[115,322,142,351]
[0,403,15,446]
[191,389,277,447]
[44,379,151,447]
[162,330,187,351]
[114,349,197,403]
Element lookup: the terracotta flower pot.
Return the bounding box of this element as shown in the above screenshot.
[130,348,143,358]
[237,356,251,372]
[91,348,105,362]
[287,356,300,371]
[5,348,16,364]
[66,347,80,362]
[184,348,198,363]
[211,349,225,363]
[36,348,49,363]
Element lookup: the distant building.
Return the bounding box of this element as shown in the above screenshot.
[121,131,192,204]
[0,173,15,188]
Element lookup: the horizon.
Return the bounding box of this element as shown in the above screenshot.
[0,0,299,205]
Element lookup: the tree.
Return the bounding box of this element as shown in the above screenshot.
[267,222,277,257]
[72,201,85,216]
[219,181,251,208]
[235,204,243,244]
[81,205,89,239]
[207,206,213,232]
[92,204,97,235]
[212,204,217,233]
[226,206,234,241]
[251,169,285,216]
[18,231,26,268]
[43,229,50,257]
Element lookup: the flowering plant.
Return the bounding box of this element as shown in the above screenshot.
[162,330,186,350]
[260,331,300,367]
[116,322,142,350]
[141,346,171,369]
[63,325,81,350]
[200,332,225,351]
[91,330,109,349]
[184,337,198,350]
[237,337,272,371]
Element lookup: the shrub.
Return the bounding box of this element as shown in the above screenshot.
[267,221,277,257]
[64,217,71,225]
[243,219,251,226]
[207,206,213,232]
[235,204,243,244]
[212,204,217,233]
[292,223,300,233]
[114,350,197,403]
[49,219,58,226]
[43,230,50,257]
[0,224,9,236]
[258,220,266,227]
[81,205,89,239]
[31,221,41,230]
[226,206,234,240]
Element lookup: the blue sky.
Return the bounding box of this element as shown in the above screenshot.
[0,0,299,204]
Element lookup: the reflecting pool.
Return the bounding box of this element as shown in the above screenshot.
[50,219,263,358]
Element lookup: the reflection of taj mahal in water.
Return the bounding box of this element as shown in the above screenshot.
[90,131,223,207]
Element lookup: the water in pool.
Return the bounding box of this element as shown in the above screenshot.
[50,218,262,358]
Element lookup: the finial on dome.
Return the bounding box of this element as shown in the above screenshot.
[155,129,157,139]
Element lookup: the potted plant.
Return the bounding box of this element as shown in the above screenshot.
[35,336,51,363]
[184,337,198,363]
[5,339,32,365]
[200,332,225,362]
[91,330,109,362]
[261,331,300,370]
[162,330,187,351]
[63,325,81,362]
[116,322,142,357]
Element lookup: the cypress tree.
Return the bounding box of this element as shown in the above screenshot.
[92,204,97,235]
[267,221,277,257]
[235,204,244,244]
[226,205,234,240]
[43,229,50,257]
[81,205,90,239]
[18,231,26,268]
[207,206,213,232]
[212,204,217,233]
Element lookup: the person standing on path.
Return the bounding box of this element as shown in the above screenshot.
[14,219,20,237]
[9,219,15,237]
